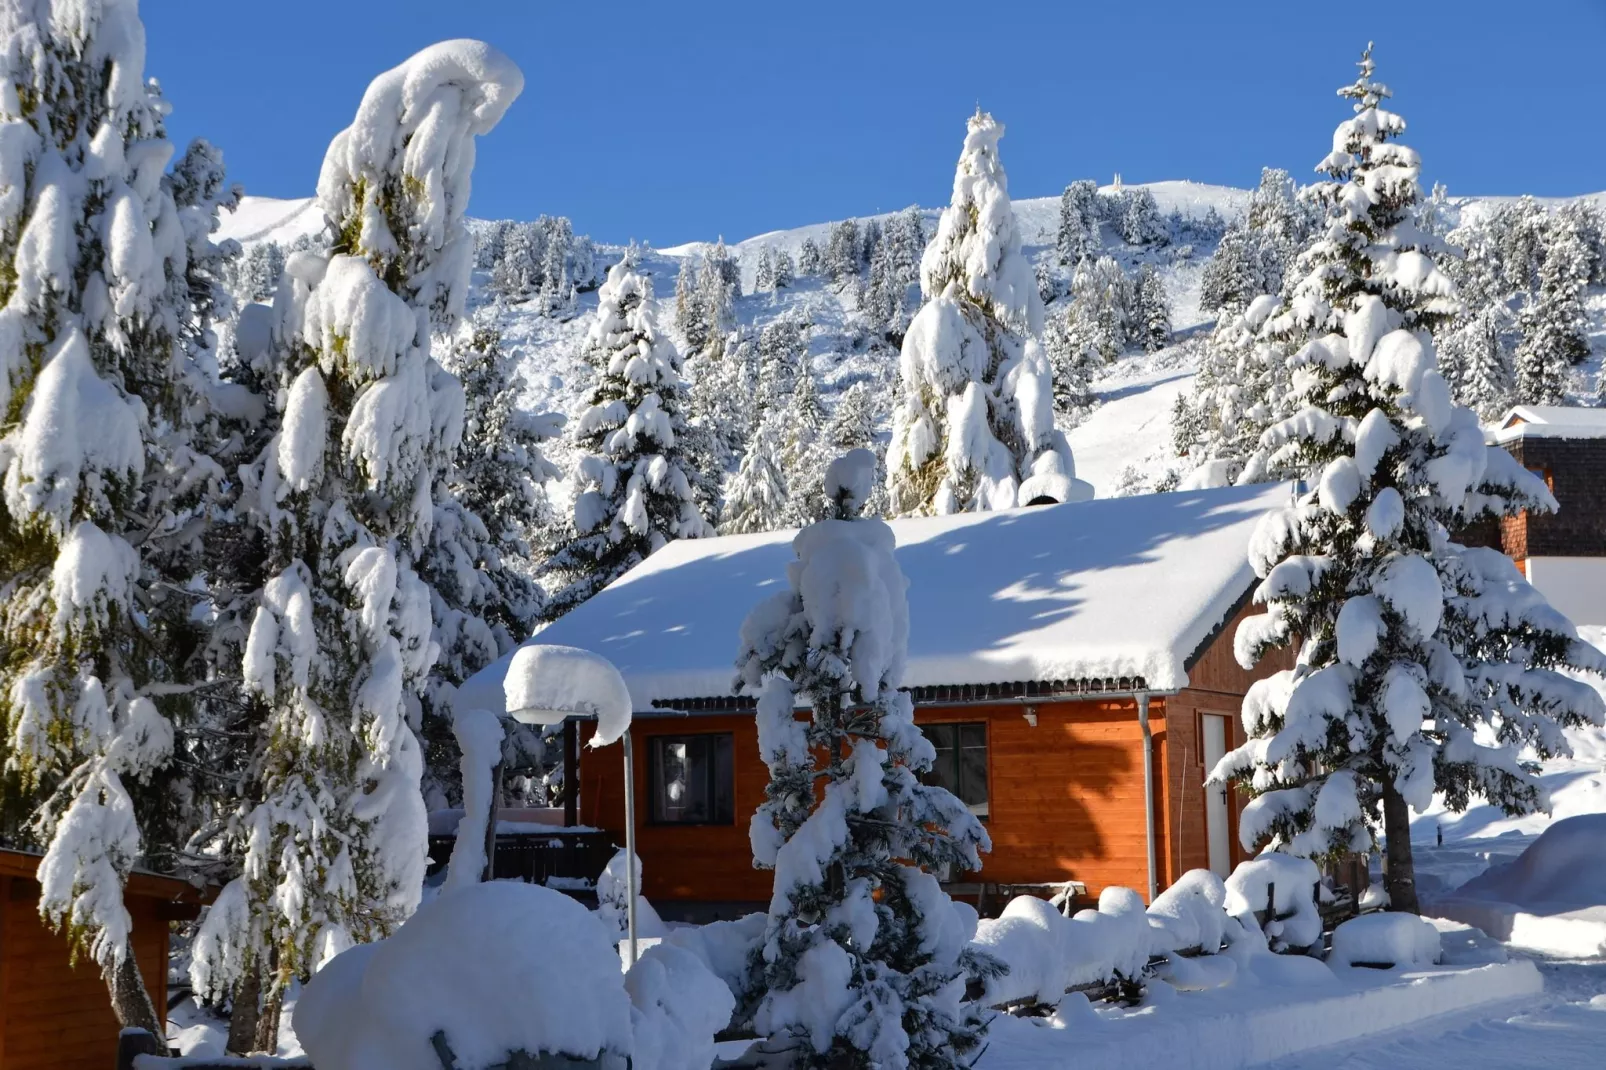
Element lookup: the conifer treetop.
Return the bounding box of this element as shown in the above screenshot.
[920,108,1042,337]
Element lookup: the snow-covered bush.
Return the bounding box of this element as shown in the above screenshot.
[736,449,993,1068]
[1224,853,1323,952]
[595,848,668,942]
[886,110,1086,515]
[626,942,737,1070]
[1147,869,1231,954]
[295,882,633,1070]
[969,887,1167,1008]
[1328,912,1441,968]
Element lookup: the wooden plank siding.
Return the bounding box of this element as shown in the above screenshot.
[0,851,198,1070]
[585,602,1293,909]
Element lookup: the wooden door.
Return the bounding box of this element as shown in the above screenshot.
[1201,714,1232,878]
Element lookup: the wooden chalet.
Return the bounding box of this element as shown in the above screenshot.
[0,847,204,1070]
[1478,405,1606,626]
[459,483,1299,917]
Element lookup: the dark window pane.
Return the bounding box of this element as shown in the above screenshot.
[711,734,734,823]
[919,722,988,818]
[650,734,736,825]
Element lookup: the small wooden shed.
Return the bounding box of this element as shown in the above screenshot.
[460,483,1299,916]
[0,848,203,1070]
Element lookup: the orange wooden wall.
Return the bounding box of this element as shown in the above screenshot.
[592,698,1165,904]
[586,601,1292,907]
[0,860,176,1070]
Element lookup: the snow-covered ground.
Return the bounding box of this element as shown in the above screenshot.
[1266,958,1606,1069]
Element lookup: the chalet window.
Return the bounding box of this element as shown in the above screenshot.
[921,722,989,818]
[649,734,734,825]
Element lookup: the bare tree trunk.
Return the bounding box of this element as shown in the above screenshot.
[1381,777,1420,914]
[105,950,163,1040]
[226,968,261,1055]
[255,977,284,1056]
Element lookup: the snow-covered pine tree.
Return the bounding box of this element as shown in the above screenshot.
[1440,306,1513,420]
[891,206,926,279]
[688,326,757,471]
[417,319,562,808]
[1171,296,1290,487]
[1419,181,1457,240]
[828,381,879,453]
[1042,302,1101,421]
[779,359,829,526]
[864,235,907,341]
[754,246,777,293]
[1198,227,1264,316]
[1069,255,1129,362]
[538,214,575,318]
[0,0,245,1033]
[756,312,807,413]
[699,238,739,346]
[825,218,861,287]
[772,247,795,290]
[737,449,993,1069]
[674,255,708,351]
[719,422,789,535]
[1513,216,1590,405]
[1055,179,1100,266]
[545,258,712,617]
[228,241,287,304]
[1132,263,1172,352]
[887,110,1083,515]
[191,40,524,1021]
[1117,187,1165,247]
[1209,45,1473,913]
[797,237,823,277]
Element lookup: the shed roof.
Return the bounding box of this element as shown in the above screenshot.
[1490,405,1606,444]
[458,482,1295,713]
[0,847,205,901]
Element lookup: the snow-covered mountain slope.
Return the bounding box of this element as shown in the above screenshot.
[214,181,1606,500]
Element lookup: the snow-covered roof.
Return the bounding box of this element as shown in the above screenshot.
[457,483,1294,714]
[1489,406,1606,443]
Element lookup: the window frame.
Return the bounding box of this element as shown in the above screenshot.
[646,732,736,826]
[920,720,990,820]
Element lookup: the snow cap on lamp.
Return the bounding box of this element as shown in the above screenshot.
[503,644,633,746]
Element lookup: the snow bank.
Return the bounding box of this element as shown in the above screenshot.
[295,882,632,1069]
[1432,812,1606,957]
[1328,913,1442,968]
[624,943,736,1070]
[1225,852,1323,950]
[982,959,1543,1070]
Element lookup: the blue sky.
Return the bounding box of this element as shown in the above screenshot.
[148,0,1606,248]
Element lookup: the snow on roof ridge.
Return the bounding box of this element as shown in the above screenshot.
[1489,405,1606,443]
[457,483,1296,715]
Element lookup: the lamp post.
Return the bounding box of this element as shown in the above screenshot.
[503,644,638,964]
